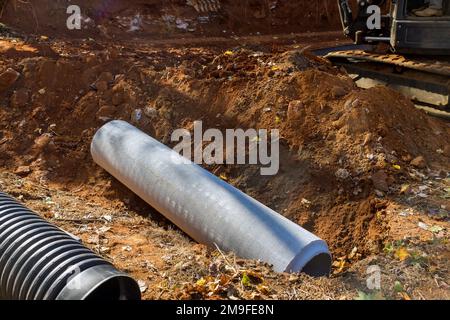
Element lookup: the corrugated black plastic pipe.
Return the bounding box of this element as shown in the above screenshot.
[0,191,141,300]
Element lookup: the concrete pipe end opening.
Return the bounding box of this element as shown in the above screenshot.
[285,241,332,277]
[56,265,141,300]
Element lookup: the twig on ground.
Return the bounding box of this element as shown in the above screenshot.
[214,242,238,274]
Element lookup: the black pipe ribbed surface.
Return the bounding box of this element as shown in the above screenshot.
[0,192,141,300]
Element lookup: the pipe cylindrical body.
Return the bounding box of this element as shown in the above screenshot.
[0,192,141,300]
[91,120,332,276]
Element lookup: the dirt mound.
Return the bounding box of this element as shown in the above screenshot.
[0,0,448,300]
[202,49,326,79]
[182,49,449,256]
[0,0,341,38]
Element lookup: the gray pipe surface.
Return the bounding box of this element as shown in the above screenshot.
[91,120,332,276]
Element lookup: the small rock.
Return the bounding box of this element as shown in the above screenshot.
[402,154,413,162]
[288,275,299,282]
[331,86,347,98]
[331,110,343,121]
[98,226,111,234]
[287,100,304,121]
[100,246,110,254]
[335,168,350,180]
[32,134,52,154]
[418,222,428,231]
[0,68,20,92]
[86,234,100,244]
[95,80,108,92]
[144,106,158,119]
[371,170,389,192]
[96,105,116,119]
[10,88,30,108]
[374,190,385,197]
[301,198,312,207]
[111,92,123,105]
[344,98,360,109]
[417,192,428,198]
[348,246,358,260]
[98,117,110,122]
[122,245,132,252]
[15,166,31,176]
[138,280,148,293]
[97,71,114,83]
[443,145,450,157]
[410,156,426,169]
[102,215,113,222]
[344,98,352,109]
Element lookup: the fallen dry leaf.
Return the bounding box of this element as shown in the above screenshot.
[394,247,410,261]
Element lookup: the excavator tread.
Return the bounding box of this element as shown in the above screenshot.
[326,50,450,78]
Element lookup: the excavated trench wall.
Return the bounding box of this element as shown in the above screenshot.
[0,0,342,38]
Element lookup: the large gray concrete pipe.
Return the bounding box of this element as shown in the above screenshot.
[91,120,332,276]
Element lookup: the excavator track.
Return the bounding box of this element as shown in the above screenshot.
[326,50,450,118]
[327,50,450,76]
